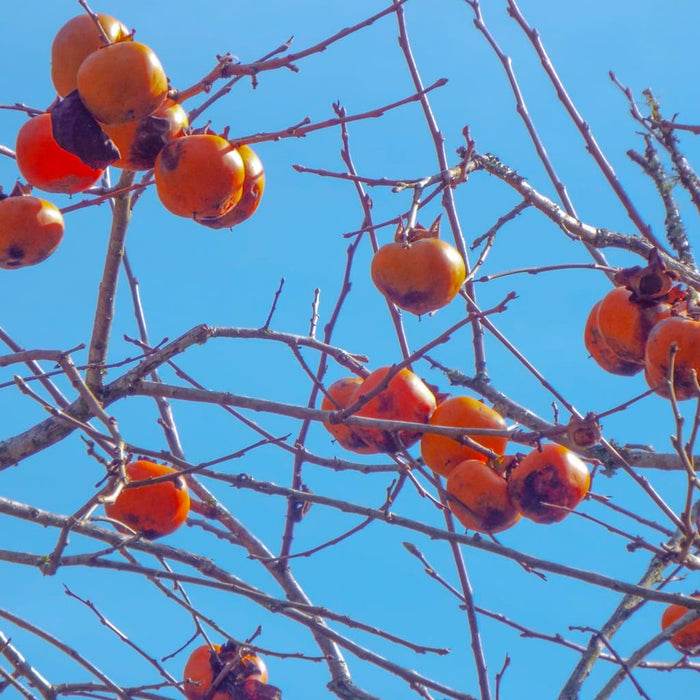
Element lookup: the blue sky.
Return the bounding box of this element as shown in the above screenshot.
[1,2,699,699]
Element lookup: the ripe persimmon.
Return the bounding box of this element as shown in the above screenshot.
[371,219,466,316]
[349,366,436,453]
[199,144,265,229]
[51,13,131,98]
[77,41,168,125]
[103,99,189,171]
[154,134,245,220]
[644,315,700,400]
[446,459,521,533]
[420,396,508,478]
[661,594,700,655]
[15,113,104,194]
[507,443,590,524]
[0,193,64,269]
[584,300,643,376]
[321,377,377,454]
[104,459,190,539]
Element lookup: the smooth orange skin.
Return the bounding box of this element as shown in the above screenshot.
[420,396,508,478]
[105,459,190,538]
[77,41,168,125]
[199,144,265,229]
[103,99,188,171]
[645,315,700,401]
[350,366,437,453]
[183,644,269,700]
[584,300,643,376]
[595,286,672,364]
[371,238,466,315]
[155,134,245,220]
[507,444,590,524]
[15,113,103,194]
[661,595,700,655]
[446,459,521,533]
[321,378,378,454]
[51,13,131,97]
[0,196,64,269]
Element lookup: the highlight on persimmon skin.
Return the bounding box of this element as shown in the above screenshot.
[446,459,521,534]
[15,113,104,194]
[104,459,190,539]
[51,13,131,98]
[0,194,65,269]
[321,377,378,454]
[420,395,508,478]
[77,41,169,125]
[661,594,700,655]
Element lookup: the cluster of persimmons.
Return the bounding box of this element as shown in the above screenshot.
[0,11,264,270]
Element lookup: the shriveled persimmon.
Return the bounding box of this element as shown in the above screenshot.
[105,459,190,539]
[507,443,590,524]
[77,41,168,125]
[199,144,265,229]
[420,396,508,478]
[348,366,436,453]
[103,99,189,171]
[154,134,245,220]
[15,113,104,194]
[584,300,643,376]
[371,219,466,316]
[446,459,521,533]
[644,315,700,400]
[661,594,700,655]
[51,13,131,97]
[321,377,377,454]
[0,193,64,269]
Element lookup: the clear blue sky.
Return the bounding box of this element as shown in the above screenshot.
[1,2,699,698]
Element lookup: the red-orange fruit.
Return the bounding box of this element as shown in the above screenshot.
[321,377,377,454]
[349,366,436,453]
[644,315,700,400]
[199,144,265,229]
[154,134,245,220]
[103,99,188,171]
[595,286,672,364]
[584,300,643,376]
[661,594,700,655]
[104,459,190,539]
[183,643,270,700]
[420,396,508,478]
[15,113,104,194]
[0,195,64,269]
[77,41,168,125]
[371,237,466,315]
[446,459,521,533]
[51,13,131,97]
[507,443,590,524]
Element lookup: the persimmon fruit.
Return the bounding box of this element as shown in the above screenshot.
[644,315,700,400]
[0,194,64,269]
[507,443,590,523]
[584,300,643,376]
[15,113,104,194]
[349,366,436,453]
[77,41,168,125]
[321,377,377,454]
[420,395,508,478]
[154,134,245,220]
[51,13,131,98]
[104,459,190,538]
[446,459,521,533]
[199,144,265,229]
[661,594,700,655]
[371,220,466,315]
[103,99,189,171]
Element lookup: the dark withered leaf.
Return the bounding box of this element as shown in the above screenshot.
[126,115,172,170]
[51,90,119,169]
